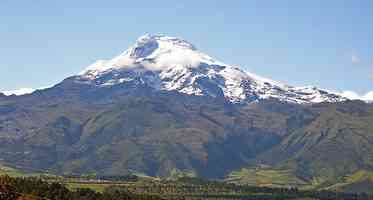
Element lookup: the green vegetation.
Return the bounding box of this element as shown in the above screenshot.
[226,166,373,194]
[0,165,25,177]
[1,175,372,200]
[1,85,373,195]
[66,182,110,193]
[324,170,373,194]
[0,175,164,200]
[343,170,373,183]
[226,165,307,188]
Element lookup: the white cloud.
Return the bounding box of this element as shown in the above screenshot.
[351,54,360,64]
[341,91,373,102]
[369,69,373,80]
[2,88,36,96]
[363,91,373,101]
[2,85,52,96]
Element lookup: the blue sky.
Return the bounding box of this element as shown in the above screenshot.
[1,0,372,96]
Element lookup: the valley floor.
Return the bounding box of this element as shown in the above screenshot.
[1,173,372,200]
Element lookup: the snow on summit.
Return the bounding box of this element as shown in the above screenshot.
[78,34,347,104]
[82,34,225,74]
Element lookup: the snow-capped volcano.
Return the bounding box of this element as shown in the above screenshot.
[77,34,345,104]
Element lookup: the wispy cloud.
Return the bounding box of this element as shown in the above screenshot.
[2,85,52,96]
[2,88,36,96]
[350,53,373,80]
[341,91,373,102]
[369,67,373,80]
[351,54,360,64]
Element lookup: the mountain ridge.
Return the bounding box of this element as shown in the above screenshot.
[71,34,346,104]
[2,34,348,104]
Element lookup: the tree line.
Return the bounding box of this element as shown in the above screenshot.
[0,175,163,200]
[0,175,372,200]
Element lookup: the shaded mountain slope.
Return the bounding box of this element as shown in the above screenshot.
[0,81,292,178]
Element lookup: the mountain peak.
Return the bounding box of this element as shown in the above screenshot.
[82,34,221,75]
[121,34,198,62]
[133,34,196,53]
[78,34,347,104]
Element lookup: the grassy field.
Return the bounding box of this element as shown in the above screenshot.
[324,170,373,194]
[226,166,307,188]
[2,163,373,196]
[226,165,373,195]
[65,182,113,193]
[0,165,27,177]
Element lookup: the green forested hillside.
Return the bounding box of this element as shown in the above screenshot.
[0,81,373,194]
